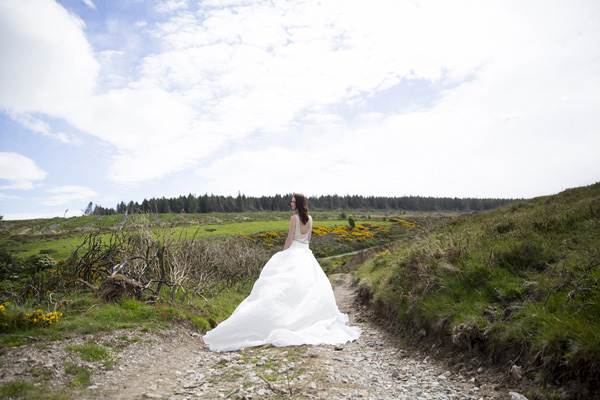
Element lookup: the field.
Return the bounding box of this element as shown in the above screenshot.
[0,211,406,261]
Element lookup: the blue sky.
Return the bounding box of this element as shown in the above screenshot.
[1,0,599,220]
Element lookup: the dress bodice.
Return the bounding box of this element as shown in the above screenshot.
[293,214,312,244]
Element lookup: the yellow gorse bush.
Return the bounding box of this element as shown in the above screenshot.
[1,302,63,330]
[311,226,333,236]
[23,309,63,326]
[0,303,7,329]
[388,218,419,229]
[256,231,286,247]
[312,222,402,243]
[374,250,390,259]
[235,233,256,242]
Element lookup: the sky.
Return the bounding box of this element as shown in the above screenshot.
[1,0,599,220]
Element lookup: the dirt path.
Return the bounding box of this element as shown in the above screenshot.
[1,274,523,399]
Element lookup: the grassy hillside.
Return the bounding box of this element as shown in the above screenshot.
[355,183,600,399]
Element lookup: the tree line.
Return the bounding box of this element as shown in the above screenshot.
[87,193,520,216]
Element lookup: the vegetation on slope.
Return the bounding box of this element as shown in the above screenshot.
[355,183,600,399]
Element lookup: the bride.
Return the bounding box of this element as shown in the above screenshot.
[202,193,361,352]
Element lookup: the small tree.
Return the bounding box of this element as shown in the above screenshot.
[82,201,93,216]
[348,216,355,229]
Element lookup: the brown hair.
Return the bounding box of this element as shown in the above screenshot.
[294,193,309,225]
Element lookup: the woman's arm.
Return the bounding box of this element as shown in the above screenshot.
[284,215,296,250]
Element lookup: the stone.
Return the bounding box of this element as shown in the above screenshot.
[509,392,529,400]
[510,365,524,381]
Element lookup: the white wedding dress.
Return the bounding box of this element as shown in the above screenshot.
[203,214,361,352]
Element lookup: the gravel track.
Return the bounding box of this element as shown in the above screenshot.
[0,273,523,399]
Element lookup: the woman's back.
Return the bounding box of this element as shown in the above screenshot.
[293,214,311,244]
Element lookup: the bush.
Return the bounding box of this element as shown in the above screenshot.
[23,254,57,275]
[0,247,21,280]
[39,249,58,254]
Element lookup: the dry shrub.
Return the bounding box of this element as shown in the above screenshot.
[70,214,270,302]
[188,236,268,290]
[452,322,484,352]
[98,275,143,302]
[442,246,464,263]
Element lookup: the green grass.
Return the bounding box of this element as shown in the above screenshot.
[195,283,254,327]
[66,341,112,365]
[0,291,220,347]
[0,379,68,399]
[116,335,139,343]
[64,362,92,387]
[355,182,600,396]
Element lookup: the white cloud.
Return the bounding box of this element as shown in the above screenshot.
[41,186,98,207]
[1,211,66,221]
[72,87,196,150]
[0,152,48,190]
[0,0,99,115]
[156,0,188,13]
[0,193,20,200]
[82,0,96,10]
[9,112,80,144]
